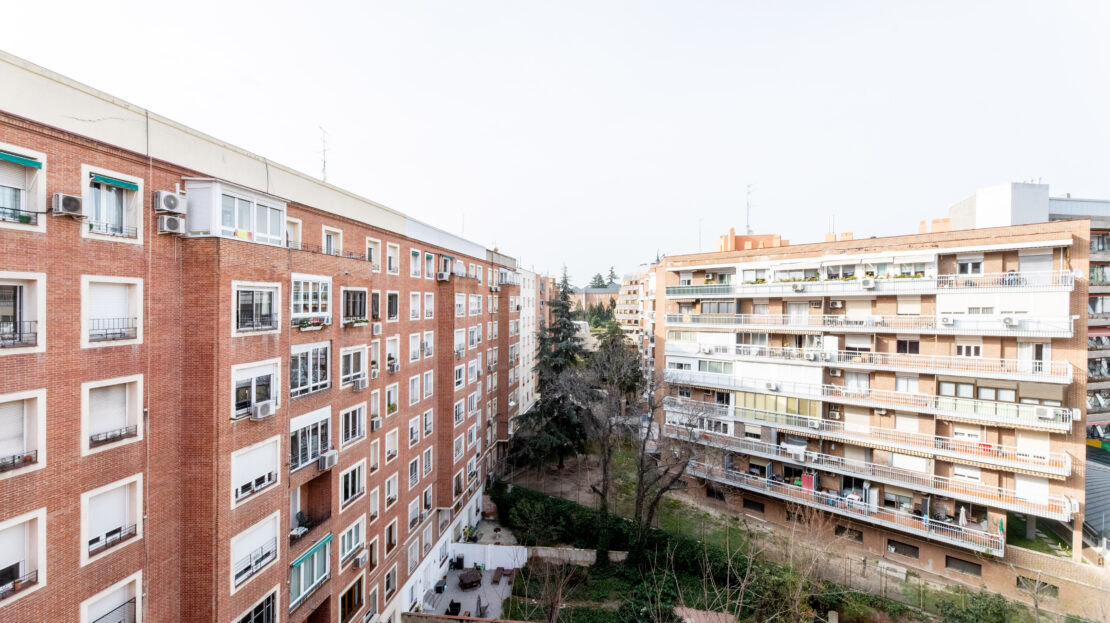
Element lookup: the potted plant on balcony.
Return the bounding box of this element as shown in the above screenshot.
[344,317,368,328]
[297,317,326,331]
[18,213,31,224]
[387,402,397,414]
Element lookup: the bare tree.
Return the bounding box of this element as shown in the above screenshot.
[510,562,583,623]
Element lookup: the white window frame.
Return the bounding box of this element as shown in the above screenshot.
[80,164,143,245]
[290,273,332,326]
[385,383,399,417]
[408,416,420,448]
[0,141,47,234]
[340,403,367,449]
[409,333,421,362]
[385,429,399,462]
[423,448,434,476]
[408,457,420,490]
[425,253,435,280]
[80,570,142,623]
[424,292,434,318]
[455,293,466,318]
[366,237,382,271]
[231,357,281,420]
[410,248,422,278]
[80,473,143,567]
[285,216,302,249]
[386,291,400,322]
[339,515,367,567]
[230,435,281,509]
[0,388,46,480]
[0,507,46,607]
[322,225,343,257]
[385,474,399,506]
[340,345,368,387]
[341,286,369,324]
[453,435,464,461]
[386,243,400,275]
[232,281,281,337]
[233,586,280,623]
[423,370,434,398]
[81,275,143,349]
[290,341,331,397]
[81,374,143,456]
[340,459,367,509]
[454,365,465,390]
[423,330,434,359]
[454,400,465,427]
[408,374,420,405]
[0,270,46,357]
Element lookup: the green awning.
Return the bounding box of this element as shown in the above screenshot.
[0,151,41,169]
[441,254,455,260]
[291,532,332,567]
[91,173,138,191]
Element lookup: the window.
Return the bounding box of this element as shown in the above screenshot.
[409,292,420,320]
[468,360,478,383]
[835,525,863,543]
[454,401,465,426]
[408,417,420,447]
[386,244,400,274]
[455,293,466,317]
[341,405,366,447]
[424,292,434,318]
[340,347,366,385]
[82,572,142,623]
[216,188,284,246]
[291,342,330,397]
[423,447,434,475]
[339,516,365,563]
[0,273,43,353]
[454,365,465,390]
[408,539,420,573]
[0,391,43,477]
[386,429,398,460]
[84,375,142,453]
[289,536,329,609]
[340,576,364,621]
[366,238,381,270]
[83,475,142,562]
[956,259,982,275]
[469,294,482,315]
[237,591,276,623]
[742,499,764,513]
[387,292,399,321]
[945,555,981,577]
[409,375,420,405]
[1017,576,1058,598]
[409,333,420,362]
[290,274,331,325]
[286,217,302,249]
[87,170,140,239]
[895,339,919,354]
[385,383,398,415]
[0,146,44,230]
[423,331,434,359]
[410,249,422,277]
[454,435,464,461]
[231,438,279,504]
[340,461,366,507]
[425,253,435,278]
[369,487,380,519]
[236,287,278,332]
[887,539,919,559]
[323,227,342,256]
[343,289,367,323]
[423,370,434,398]
[289,408,330,471]
[371,291,381,320]
[408,457,420,489]
[955,341,981,357]
[83,276,142,346]
[385,564,397,596]
[385,474,398,505]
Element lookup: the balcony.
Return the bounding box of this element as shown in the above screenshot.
[88,318,138,342]
[664,397,1071,477]
[0,320,37,348]
[88,220,138,238]
[236,312,278,332]
[290,510,331,546]
[91,597,136,623]
[0,567,37,600]
[687,461,1005,556]
[233,537,277,586]
[88,524,139,556]
[666,424,1071,520]
[665,270,1075,299]
[0,449,37,473]
[0,207,37,225]
[664,370,1078,432]
[667,342,1073,384]
[89,425,139,448]
[665,313,1074,338]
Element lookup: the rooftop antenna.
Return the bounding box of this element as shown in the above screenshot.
[319,126,329,182]
[746,184,755,234]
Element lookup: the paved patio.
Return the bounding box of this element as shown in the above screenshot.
[423,568,514,619]
[474,518,517,545]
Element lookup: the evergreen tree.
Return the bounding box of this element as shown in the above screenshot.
[588,273,607,289]
[511,276,588,468]
[607,266,618,285]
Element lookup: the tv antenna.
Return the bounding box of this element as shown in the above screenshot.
[319,126,329,182]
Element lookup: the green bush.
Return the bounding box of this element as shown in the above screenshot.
[936,589,1023,623]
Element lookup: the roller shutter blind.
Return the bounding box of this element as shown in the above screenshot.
[89,384,128,435]
[0,401,24,456]
[0,522,26,569]
[845,300,871,319]
[233,517,277,562]
[0,160,26,190]
[843,407,870,432]
[88,485,129,539]
[234,442,277,491]
[891,453,928,473]
[88,283,129,320]
[1015,474,1049,501]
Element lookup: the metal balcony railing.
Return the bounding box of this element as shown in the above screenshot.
[687,461,1005,556]
[236,312,277,332]
[88,317,138,342]
[0,449,36,472]
[88,221,138,238]
[0,567,37,600]
[233,537,277,586]
[89,425,139,448]
[0,207,38,225]
[664,370,1077,432]
[88,524,138,555]
[664,397,1071,476]
[0,320,37,348]
[665,313,1075,338]
[90,597,136,623]
[666,424,1071,519]
[667,342,1073,383]
[665,270,1075,298]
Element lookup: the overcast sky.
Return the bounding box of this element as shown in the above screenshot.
[6,1,1109,284]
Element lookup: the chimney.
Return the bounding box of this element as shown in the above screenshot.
[930,218,951,233]
[918,220,928,234]
[824,233,836,243]
[839,232,853,241]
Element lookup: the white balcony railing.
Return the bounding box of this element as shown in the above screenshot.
[665,313,1075,338]
[664,396,1071,477]
[666,343,1073,384]
[687,461,1005,556]
[665,270,1075,298]
[665,423,1071,519]
[664,370,1078,432]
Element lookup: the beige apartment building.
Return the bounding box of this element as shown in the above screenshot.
[653,219,1102,610]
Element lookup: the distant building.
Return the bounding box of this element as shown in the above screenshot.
[569,283,620,310]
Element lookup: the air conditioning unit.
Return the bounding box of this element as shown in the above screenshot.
[1073,408,1082,421]
[455,348,465,359]
[829,300,844,309]
[437,272,450,281]
[804,352,818,361]
[765,381,779,392]
[318,450,338,470]
[487,364,493,371]
[154,190,186,214]
[809,300,822,308]
[860,277,876,289]
[52,193,84,217]
[808,419,821,429]
[354,550,369,568]
[388,361,400,373]
[939,316,955,326]
[828,410,841,420]
[158,215,185,235]
[371,418,382,431]
[1001,315,1017,327]
[792,283,806,292]
[477,370,482,377]
[353,377,368,391]
[371,368,379,380]
[1034,406,1055,420]
[829,368,842,377]
[875,408,887,415]
[421,341,429,351]
[700,346,713,354]
[372,322,382,336]
[250,400,275,421]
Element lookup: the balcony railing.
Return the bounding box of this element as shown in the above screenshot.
[664,370,1077,432]
[0,449,36,472]
[0,567,37,600]
[668,342,1073,384]
[88,220,138,238]
[664,396,1071,476]
[290,510,331,545]
[666,424,1071,519]
[91,597,136,623]
[0,207,38,225]
[88,317,138,342]
[236,313,277,332]
[665,270,1075,298]
[687,461,1005,556]
[665,313,1075,338]
[0,320,37,348]
[233,537,277,586]
[88,524,138,556]
[89,425,139,448]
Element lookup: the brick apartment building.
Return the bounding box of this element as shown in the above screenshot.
[0,52,529,623]
[568,284,619,311]
[653,220,1107,611]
